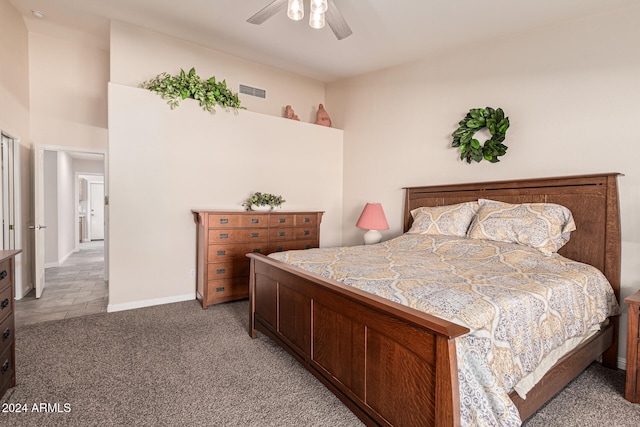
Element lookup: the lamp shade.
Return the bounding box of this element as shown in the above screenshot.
[356,203,389,231]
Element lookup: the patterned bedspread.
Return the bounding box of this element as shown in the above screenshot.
[268,234,620,426]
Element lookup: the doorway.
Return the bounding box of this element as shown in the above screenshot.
[14,148,108,326]
[42,151,105,267]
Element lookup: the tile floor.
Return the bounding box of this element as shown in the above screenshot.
[14,241,107,327]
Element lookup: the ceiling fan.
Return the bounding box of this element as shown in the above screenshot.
[247,0,353,40]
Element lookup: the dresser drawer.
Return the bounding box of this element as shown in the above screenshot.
[0,314,13,356]
[208,229,269,244]
[270,240,318,253]
[206,277,250,302]
[295,213,319,227]
[269,213,319,227]
[0,285,13,324]
[208,243,268,262]
[269,214,295,227]
[269,227,318,242]
[0,259,11,292]
[208,213,268,228]
[207,261,250,279]
[0,343,14,396]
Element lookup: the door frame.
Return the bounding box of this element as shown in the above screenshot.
[34,145,109,298]
[1,132,23,297]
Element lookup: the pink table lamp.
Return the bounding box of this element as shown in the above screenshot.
[356,203,389,245]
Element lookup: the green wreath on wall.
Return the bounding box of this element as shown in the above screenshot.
[451,107,510,163]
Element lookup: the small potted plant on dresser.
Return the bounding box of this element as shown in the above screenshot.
[243,192,285,211]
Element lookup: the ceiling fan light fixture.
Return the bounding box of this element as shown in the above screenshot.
[248,0,352,40]
[309,10,325,29]
[310,0,328,13]
[287,0,304,21]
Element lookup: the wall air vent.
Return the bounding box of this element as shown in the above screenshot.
[239,84,267,99]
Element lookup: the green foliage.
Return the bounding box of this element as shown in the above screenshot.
[139,67,243,113]
[243,192,286,210]
[452,107,510,164]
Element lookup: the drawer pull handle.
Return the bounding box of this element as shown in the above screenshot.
[1,360,8,373]
[278,218,286,223]
[219,233,229,239]
[216,268,226,275]
[215,287,225,293]
[303,230,310,235]
[303,218,311,223]
[250,233,259,238]
[251,218,259,224]
[216,250,226,256]
[0,270,6,280]
[219,218,229,224]
[2,328,9,340]
[0,299,8,309]
[278,231,286,237]
[252,248,261,253]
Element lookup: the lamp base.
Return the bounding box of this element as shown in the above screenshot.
[363,229,382,245]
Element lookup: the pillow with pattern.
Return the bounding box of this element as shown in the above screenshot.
[467,199,576,255]
[408,201,479,237]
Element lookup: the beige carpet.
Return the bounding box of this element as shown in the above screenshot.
[2,299,639,426]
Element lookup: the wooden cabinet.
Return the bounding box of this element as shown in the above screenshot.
[0,250,21,399]
[192,210,323,309]
[626,290,640,403]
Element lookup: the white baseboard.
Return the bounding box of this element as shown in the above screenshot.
[14,282,34,300]
[45,249,77,269]
[107,293,195,313]
[619,356,626,371]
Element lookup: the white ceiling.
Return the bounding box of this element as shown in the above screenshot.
[9,0,638,82]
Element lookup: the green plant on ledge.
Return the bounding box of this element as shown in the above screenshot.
[243,192,286,211]
[140,67,243,113]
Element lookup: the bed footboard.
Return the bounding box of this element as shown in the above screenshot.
[248,254,469,427]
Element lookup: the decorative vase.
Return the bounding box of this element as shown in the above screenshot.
[251,205,272,212]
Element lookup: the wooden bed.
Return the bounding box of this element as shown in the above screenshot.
[247,173,621,426]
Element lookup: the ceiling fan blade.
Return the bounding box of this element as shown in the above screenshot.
[247,0,288,25]
[326,0,353,40]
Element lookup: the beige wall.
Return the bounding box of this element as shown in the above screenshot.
[0,0,30,139]
[0,0,31,297]
[326,5,640,366]
[29,31,109,150]
[110,21,326,121]
[107,83,343,310]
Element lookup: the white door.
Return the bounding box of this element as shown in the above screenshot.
[32,146,46,298]
[89,182,104,240]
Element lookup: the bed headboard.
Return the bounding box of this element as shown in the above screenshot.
[403,173,622,301]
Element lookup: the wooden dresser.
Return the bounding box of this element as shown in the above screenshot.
[0,250,21,399]
[192,210,323,309]
[625,289,640,403]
